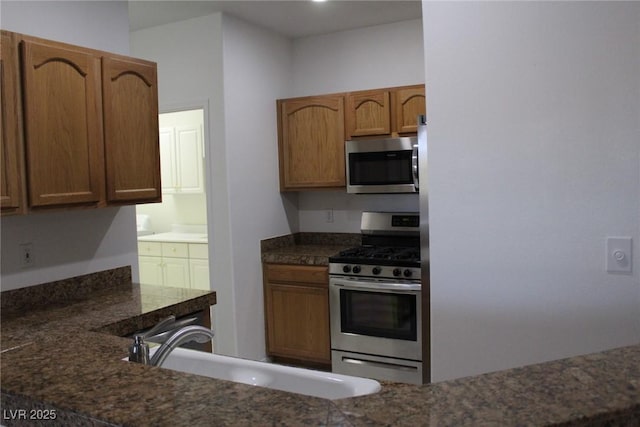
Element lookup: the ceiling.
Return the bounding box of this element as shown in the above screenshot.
[128,0,422,38]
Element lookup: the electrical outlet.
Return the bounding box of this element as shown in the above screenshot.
[325,209,334,223]
[20,242,34,268]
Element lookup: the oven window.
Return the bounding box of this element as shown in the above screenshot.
[340,289,417,341]
[348,150,413,185]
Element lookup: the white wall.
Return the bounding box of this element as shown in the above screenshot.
[131,13,295,359]
[221,14,296,359]
[292,19,424,232]
[0,1,137,291]
[0,1,129,54]
[423,1,640,382]
[130,13,235,354]
[292,19,424,95]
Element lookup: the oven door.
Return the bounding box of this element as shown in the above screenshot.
[329,276,421,361]
[346,138,418,194]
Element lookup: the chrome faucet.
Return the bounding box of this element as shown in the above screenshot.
[149,325,214,367]
[129,316,215,367]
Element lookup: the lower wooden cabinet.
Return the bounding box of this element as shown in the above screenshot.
[263,263,331,366]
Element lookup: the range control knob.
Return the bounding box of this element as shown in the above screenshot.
[352,265,361,274]
[372,267,382,275]
[393,268,402,277]
[342,265,351,273]
[403,269,413,278]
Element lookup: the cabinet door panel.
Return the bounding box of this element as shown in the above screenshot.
[189,243,209,260]
[395,87,426,134]
[21,38,104,207]
[266,282,331,363]
[103,56,161,203]
[346,90,391,138]
[163,257,190,288]
[279,95,345,190]
[159,128,178,193]
[0,31,24,214]
[139,255,163,286]
[175,126,204,193]
[190,259,210,290]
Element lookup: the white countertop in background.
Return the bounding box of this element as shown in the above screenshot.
[137,232,208,244]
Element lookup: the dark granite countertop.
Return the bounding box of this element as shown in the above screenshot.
[1,267,639,426]
[260,232,361,266]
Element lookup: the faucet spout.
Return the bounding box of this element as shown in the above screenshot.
[149,325,215,367]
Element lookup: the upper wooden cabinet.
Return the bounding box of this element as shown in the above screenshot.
[345,84,426,139]
[277,95,345,190]
[102,56,160,203]
[276,84,425,192]
[0,31,25,215]
[21,37,105,207]
[0,30,161,214]
[394,85,426,135]
[345,89,391,137]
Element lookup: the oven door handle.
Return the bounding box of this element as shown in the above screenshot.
[341,356,419,372]
[412,144,419,191]
[330,277,421,292]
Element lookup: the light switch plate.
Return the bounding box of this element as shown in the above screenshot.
[606,237,632,273]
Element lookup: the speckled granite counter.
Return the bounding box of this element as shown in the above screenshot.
[2,267,639,426]
[261,232,361,265]
[336,345,640,426]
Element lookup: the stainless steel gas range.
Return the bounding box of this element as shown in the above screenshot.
[329,211,424,384]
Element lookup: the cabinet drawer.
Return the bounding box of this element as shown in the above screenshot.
[138,241,162,257]
[265,264,327,286]
[189,243,209,260]
[161,242,189,258]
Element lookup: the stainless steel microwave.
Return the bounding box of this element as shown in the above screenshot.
[345,137,418,194]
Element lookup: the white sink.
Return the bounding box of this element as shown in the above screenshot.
[126,347,381,400]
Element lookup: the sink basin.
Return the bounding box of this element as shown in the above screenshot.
[125,347,381,400]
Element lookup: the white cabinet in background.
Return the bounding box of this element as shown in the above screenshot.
[138,241,190,287]
[138,240,209,290]
[139,255,164,287]
[159,124,204,194]
[189,243,210,290]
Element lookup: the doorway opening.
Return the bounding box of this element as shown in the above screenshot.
[136,108,210,291]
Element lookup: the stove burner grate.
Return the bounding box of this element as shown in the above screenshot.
[331,246,420,266]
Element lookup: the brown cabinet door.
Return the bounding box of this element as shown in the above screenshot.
[278,95,345,190]
[0,31,24,215]
[264,264,331,364]
[102,56,161,204]
[394,86,426,134]
[265,282,331,364]
[21,38,105,208]
[345,89,391,138]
